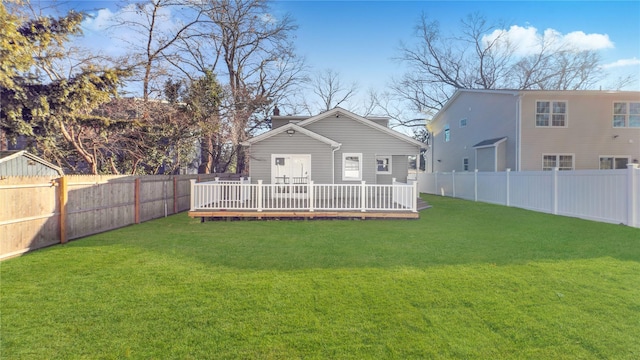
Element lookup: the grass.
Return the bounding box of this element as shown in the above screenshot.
[1,195,639,359]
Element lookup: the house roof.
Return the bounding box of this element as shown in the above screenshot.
[473,137,507,148]
[0,150,64,176]
[243,107,425,149]
[241,123,341,148]
[296,107,426,148]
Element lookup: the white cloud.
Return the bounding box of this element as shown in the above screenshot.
[562,31,614,51]
[82,8,114,31]
[602,57,640,69]
[482,25,614,57]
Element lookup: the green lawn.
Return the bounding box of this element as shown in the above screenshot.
[1,195,639,359]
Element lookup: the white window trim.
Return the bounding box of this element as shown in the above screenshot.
[599,155,631,170]
[612,101,640,128]
[542,153,575,171]
[535,100,568,128]
[342,153,363,181]
[376,155,392,174]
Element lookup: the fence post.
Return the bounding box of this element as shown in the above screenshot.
[189,179,196,211]
[474,169,478,202]
[58,176,67,244]
[552,168,559,215]
[173,177,178,214]
[361,181,366,212]
[628,164,638,227]
[257,180,263,212]
[506,168,511,207]
[452,170,456,198]
[134,178,141,224]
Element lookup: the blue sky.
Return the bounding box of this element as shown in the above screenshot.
[67,0,640,101]
[271,1,640,92]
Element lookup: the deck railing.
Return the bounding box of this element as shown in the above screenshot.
[190,179,417,213]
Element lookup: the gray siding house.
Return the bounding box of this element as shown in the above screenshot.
[429,89,640,172]
[242,107,425,184]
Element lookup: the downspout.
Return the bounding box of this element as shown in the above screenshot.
[332,144,342,184]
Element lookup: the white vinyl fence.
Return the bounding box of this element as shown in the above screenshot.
[190,178,418,213]
[418,164,640,228]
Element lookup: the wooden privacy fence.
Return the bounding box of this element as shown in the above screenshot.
[417,164,640,228]
[0,174,227,260]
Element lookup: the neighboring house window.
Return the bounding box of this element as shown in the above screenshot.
[343,153,362,181]
[599,156,629,169]
[536,101,567,127]
[542,154,574,171]
[463,158,469,171]
[376,155,392,174]
[444,124,450,142]
[613,102,640,128]
[459,118,467,128]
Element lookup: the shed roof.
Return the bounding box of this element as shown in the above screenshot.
[473,137,507,148]
[0,150,64,176]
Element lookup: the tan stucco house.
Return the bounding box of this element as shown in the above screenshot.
[428,89,640,172]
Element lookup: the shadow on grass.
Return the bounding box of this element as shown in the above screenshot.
[52,195,640,270]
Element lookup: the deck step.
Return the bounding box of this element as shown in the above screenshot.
[417,197,431,211]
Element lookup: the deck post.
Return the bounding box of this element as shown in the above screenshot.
[257,180,263,212]
[309,181,314,212]
[361,181,366,212]
[189,179,196,211]
[412,180,418,212]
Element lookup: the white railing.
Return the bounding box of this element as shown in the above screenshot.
[190,179,417,213]
[418,164,640,228]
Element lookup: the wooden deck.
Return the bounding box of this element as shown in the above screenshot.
[188,198,430,221]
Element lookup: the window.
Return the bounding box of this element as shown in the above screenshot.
[376,156,392,174]
[343,153,362,181]
[613,102,640,128]
[444,124,450,142]
[536,101,567,127]
[543,154,574,171]
[599,156,630,169]
[459,118,467,128]
[463,158,469,171]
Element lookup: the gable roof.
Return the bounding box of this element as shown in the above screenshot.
[297,107,426,148]
[241,123,341,148]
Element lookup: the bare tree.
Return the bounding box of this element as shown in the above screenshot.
[194,0,307,173]
[395,12,606,115]
[304,68,358,113]
[109,0,206,100]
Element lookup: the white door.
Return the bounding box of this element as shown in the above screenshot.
[271,154,311,184]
